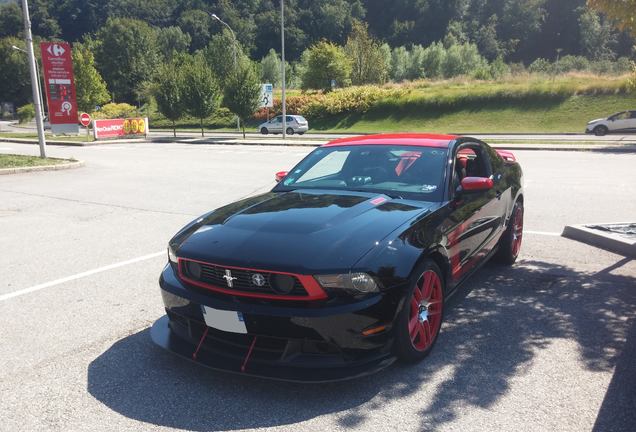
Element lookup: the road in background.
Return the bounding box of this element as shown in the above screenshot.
[4,120,636,144]
[0,142,634,431]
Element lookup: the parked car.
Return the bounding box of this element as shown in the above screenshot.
[585,110,636,136]
[259,115,309,135]
[152,133,524,382]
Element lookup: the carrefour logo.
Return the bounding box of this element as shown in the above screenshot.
[46,44,66,57]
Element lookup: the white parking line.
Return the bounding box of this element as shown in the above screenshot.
[525,230,561,236]
[0,251,165,303]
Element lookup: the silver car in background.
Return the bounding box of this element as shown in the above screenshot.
[259,115,309,135]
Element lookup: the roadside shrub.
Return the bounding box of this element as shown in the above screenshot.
[420,42,446,79]
[528,58,552,74]
[92,102,138,119]
[17,103,35,124]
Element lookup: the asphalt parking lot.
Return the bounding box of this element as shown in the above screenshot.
[1,142,635,432]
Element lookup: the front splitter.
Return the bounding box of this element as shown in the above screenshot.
[150,315,396,383]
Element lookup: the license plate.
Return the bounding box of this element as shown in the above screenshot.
[200,306,247,334]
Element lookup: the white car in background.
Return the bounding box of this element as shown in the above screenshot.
[259,115,309,135]
[585,110,636,136]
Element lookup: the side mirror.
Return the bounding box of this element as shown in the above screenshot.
[275,171,288,183]
[460,177,494,193]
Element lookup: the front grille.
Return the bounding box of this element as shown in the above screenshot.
[180,259,307,296]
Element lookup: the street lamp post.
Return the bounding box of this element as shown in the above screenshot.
[280,0,287,139]
[19,0,46,158]
[12,45,46,120]
[210,13,240,132]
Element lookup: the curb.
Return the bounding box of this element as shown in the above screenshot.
[0,160,84,175]
[562,224,636,257]
[0,137,147,146]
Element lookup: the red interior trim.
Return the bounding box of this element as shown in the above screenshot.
[177,258,328,301]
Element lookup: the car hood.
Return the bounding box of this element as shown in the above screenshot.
[587,117,606,124]
[174,190,437,273]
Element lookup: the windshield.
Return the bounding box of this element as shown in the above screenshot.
[273,145,448,201]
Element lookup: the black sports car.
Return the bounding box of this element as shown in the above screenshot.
[152,133,524,382]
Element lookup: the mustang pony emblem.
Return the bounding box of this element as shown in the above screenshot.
[223,269,238,288]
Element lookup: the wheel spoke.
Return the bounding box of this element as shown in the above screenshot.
[421,271,433,300]
[423,320,432,347]
[413,284,423,303]
[410,323,422,343]
[408,312,419,334]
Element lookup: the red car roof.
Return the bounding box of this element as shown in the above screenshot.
[323,133,458,148]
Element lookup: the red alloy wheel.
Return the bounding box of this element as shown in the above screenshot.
[408,270,443,351]
[511,205,524,257]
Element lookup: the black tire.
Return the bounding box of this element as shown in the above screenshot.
[260,127,269,135]
[495,200,524,266]
[298,132,305,135]
[594,125,608,136]
[286,127,294,135]
[395,259,445,363]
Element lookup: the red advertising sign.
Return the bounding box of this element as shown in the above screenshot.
[79,112,91,127]
[93,118,148,140]
[40,42,78,131]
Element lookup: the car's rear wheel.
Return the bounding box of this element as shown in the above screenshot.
[495,200,524,265]
[286,127,294,135]
[593,125,608,136]
[395,260,444,362]
[260,127,269,135]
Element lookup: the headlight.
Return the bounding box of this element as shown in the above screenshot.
[167,244,178,264]
[315,272,380,293]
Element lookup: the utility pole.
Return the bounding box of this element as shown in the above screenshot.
[280,0,287,140]
[20,0,47,158]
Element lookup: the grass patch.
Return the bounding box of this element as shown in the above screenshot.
[311,93,636,133]
[0,154,69,168]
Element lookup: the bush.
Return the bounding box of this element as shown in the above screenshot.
[528,58,553,74]
[92,102,138,119]
[17,103,35,124]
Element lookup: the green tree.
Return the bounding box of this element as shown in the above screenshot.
[344,20,388,85]
[94,18,160,104]
[579,8,617,60]
[587,0,636,37]
[0,37,31,107]
[72,43,110,113]
[260,49,281,87]
[177,9,213,52]
[0,3,22,38]
[157,26,191,61]
[107,0,178,27]
[154,61,185,137]
[390,46,410,82]
[181,55,221,136]
[203,29,249,87]
[223,60,261,138]
[300,41,351,91]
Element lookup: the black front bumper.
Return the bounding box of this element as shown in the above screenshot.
[152,264,403,382]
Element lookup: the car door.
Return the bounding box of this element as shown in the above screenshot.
[444,143,506,282]
[286,116,296,131]
[628,111,636,131]
[608,111,631,132]
[269,116,283,132]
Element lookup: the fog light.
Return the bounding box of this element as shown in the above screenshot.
[271,274,295,294]
[186,261,202,279]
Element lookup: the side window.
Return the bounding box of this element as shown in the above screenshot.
[452,144,492,189]
[274,116,282,123]
[286,116,294,122]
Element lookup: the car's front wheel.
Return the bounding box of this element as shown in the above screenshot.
[495,200,524,265]
[260,127,269,135]
[395,260,444,363]
[593,125,608,136]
